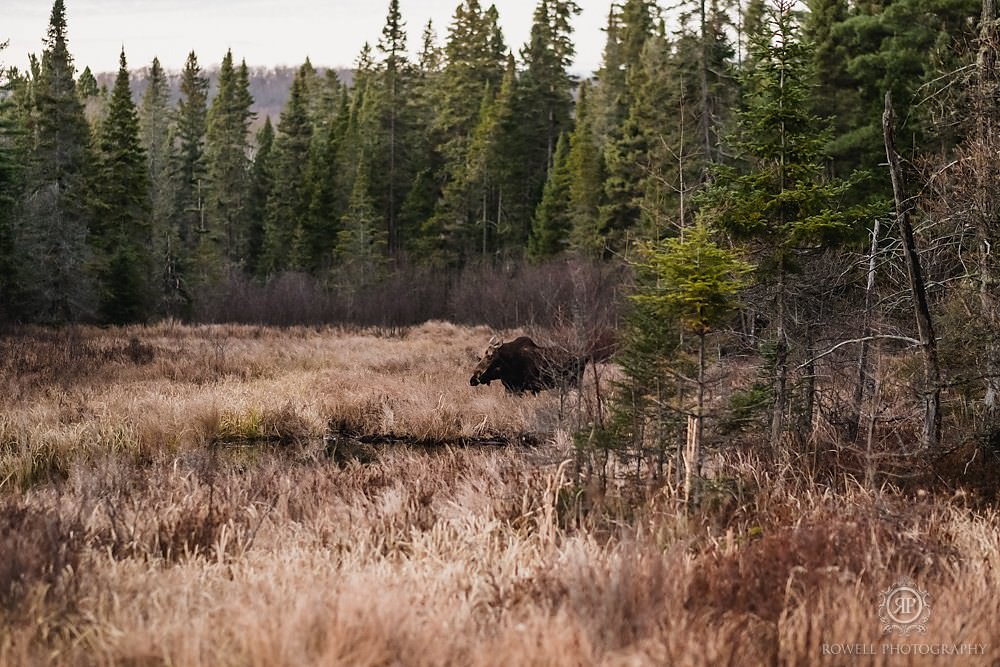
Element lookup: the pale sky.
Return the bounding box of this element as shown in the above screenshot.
[5,0,609,75]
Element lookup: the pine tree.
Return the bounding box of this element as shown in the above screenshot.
[699,0,869,448]
[376,0,411,255]
[139,57,174,314]
[92,49,152,323]
[630,222,750,503]
[566,81,604,256]
[528,132,572,258]
[597,0,658,248]
[398,20,445,254]
[170,50,209,309]
[0,45,26,321]
[245,117,274,274]
[260,64,313,275]
[20,0,94,321]
[334,155,387,287]
[204,50,255,275]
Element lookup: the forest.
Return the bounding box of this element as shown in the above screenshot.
[2,0,1000,663]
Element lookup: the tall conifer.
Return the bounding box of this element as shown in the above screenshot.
[93,49,151,323]
[171,50,209,285]
[260,64,313,275]
[205,50,255,272]
[21,0,94,320]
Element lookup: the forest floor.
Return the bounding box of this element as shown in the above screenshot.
[0,322,998,665]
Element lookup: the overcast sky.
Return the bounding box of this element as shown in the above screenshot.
[5,0,609,75]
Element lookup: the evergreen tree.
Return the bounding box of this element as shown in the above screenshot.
[92,49,152,323]
[296,90,348,274]
[204,50,255,275]
[528,131,572,258]
[510,0,582,245]
[139,57,174,313]
[699,0,868,448]
[260,64,313,275]
[376,0,411,255]
[169,50,209,313]
[597,0,658,248]
[77,65,98,98]
[245,117,275,274]
[433,0,507,173]
[520,0,581,161]
[592,6,626,144]
[824,0,978,186]
[334,155,387,287]
[398,20,445,254]
[566,80,605,256]
[0,44,26,321]
[20,0,94,321]
[630,222,750,503]
[423,48,516,263]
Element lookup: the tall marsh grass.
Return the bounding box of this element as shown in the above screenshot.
[0,324,997,665]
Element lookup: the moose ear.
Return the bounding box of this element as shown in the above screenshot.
[488,335,502,348]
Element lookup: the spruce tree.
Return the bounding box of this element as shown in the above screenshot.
[528,131,572,258]
[21,0,94,321]
[334,155,387,287]
[205,50,255,274]
[629,222,750,503]
[433,0,507,177]
[566,81,605,256]
[296,99,345,274]
[260,64,313,275]
[398,20,445,255]
[169,50,209,312]
[77,65,98,98]
[139,57,174,313]
[511,0,582,245]
[519,0,580,167]
[93,49,152,324]
[376,0,411,255]
[597,0,658,248]
[0,46,25,321]
[423,50,517,263]
[245,117,274,274]
[699,0,868,448]
[823,0,978,187]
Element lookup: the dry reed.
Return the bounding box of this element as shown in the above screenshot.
[0,323,997,666]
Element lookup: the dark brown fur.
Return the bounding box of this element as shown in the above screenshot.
[469,336,598,395]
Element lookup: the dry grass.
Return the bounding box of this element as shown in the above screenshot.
[1,323,998,666]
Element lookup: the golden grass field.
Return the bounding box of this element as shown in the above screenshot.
[1,322,998,666]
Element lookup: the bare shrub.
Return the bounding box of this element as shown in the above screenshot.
[0,499,85,612]
[191,257,625,329]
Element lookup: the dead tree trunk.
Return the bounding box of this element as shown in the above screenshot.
[976,0,1000,417]
[882,91,941,449]
[851,217,882,441]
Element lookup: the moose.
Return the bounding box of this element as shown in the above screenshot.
[469,335,611,395]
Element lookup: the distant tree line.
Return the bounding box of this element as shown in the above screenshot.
[0,0,979,327]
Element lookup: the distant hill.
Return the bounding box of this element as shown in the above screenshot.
[95,65,354,131]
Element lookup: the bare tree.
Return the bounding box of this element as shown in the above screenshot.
[882,91,941,449]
